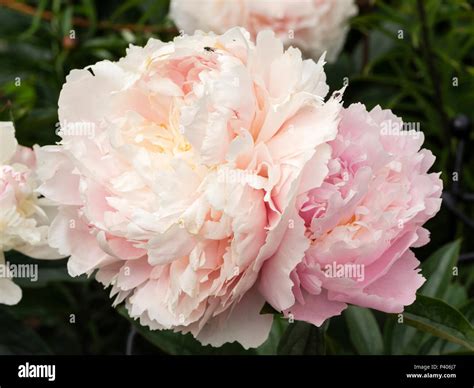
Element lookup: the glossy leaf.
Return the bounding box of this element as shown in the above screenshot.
[419,240,461,298]
[344,306,384,355]
[403,294,474,351]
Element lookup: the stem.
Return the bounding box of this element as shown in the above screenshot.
[361,33,370,71]
[459,252,474,263]
[126,325,137,355]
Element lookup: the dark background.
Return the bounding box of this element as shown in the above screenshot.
[0,0,473,355]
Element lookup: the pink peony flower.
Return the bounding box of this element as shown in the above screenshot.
[262,104,442,325]
[36,28,342,347]
[0,122,62,305]
[169,0,358,63]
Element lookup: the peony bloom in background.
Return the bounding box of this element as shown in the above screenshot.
[169,0,358,63]
[37,27,342,348]
[270,104,442,325]
[0,122,62,305]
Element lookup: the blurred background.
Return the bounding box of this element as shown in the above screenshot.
[0,0,473,355]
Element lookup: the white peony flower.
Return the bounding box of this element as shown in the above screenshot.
[0,122,63,305]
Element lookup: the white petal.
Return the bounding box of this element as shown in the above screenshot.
[0,121,17,164]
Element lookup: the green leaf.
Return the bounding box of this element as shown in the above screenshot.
[255,317,288,355]
[277,321,329,355]
[117,307,254,355]
[460,301,474,323]
[61,5,74,37]
[415,283,468,355]
[109,0,144,21]
[383,316,396,354]
[384,315,428,355]
[78,0,97,37]
[403,294,474,351]
[344,306,383,355]
[437,300,474,355]
[442,282,468,308]
[325,314,356,355]
[20,0,49,39]
[419,240,461,298]
[0,308,52,355]
[385,316,428,355]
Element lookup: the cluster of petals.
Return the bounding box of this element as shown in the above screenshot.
[0,122,61,305]
[281,104,442,326]
[35,27,442,347]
